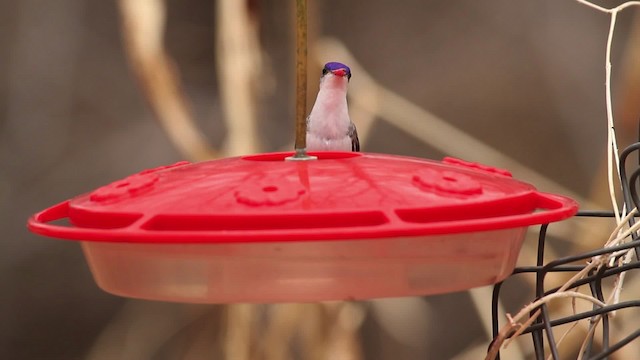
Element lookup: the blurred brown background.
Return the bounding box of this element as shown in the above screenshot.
[2,0,639,359]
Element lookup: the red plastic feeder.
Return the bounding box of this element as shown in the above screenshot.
[28,152,577,303]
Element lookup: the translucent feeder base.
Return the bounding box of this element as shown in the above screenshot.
[81,228,526,303]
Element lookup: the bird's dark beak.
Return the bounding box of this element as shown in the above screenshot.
[331,68,347,77]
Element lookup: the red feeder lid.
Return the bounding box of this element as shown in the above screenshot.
[28,152,578,243]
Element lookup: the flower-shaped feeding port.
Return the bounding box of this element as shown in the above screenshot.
[28,152,577,303]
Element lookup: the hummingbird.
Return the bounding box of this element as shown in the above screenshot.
[306,62,359,152]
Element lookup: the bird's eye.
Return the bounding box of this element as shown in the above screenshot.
[347,73,352,80]
[322,68,329,76]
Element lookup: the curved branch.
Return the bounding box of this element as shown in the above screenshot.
[215,0,262,156]
[118,0,217,161]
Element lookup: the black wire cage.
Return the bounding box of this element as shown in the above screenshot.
[489,139,640,360]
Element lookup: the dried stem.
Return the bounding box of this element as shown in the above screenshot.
[605,10,623,223]
[486,292,606,360]
[574,0,640,222]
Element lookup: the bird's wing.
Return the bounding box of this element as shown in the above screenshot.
[349,122,360,152]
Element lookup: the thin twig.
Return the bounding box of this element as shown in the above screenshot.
[547,318,582,360]
[605,10,623,223]
[496,260,601,356]
[574,0,640,222]
[469,287,526,358]
[486,292,606,360]
[576,316,601,360]
[605,207,638,246]
[504,262,598,348]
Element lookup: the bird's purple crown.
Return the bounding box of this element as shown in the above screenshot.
[323,62,351,75]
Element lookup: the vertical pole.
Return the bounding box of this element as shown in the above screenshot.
[293,0,309,156]
[288,0,315,161]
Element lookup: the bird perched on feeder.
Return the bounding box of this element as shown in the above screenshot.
[306,62,359,152]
